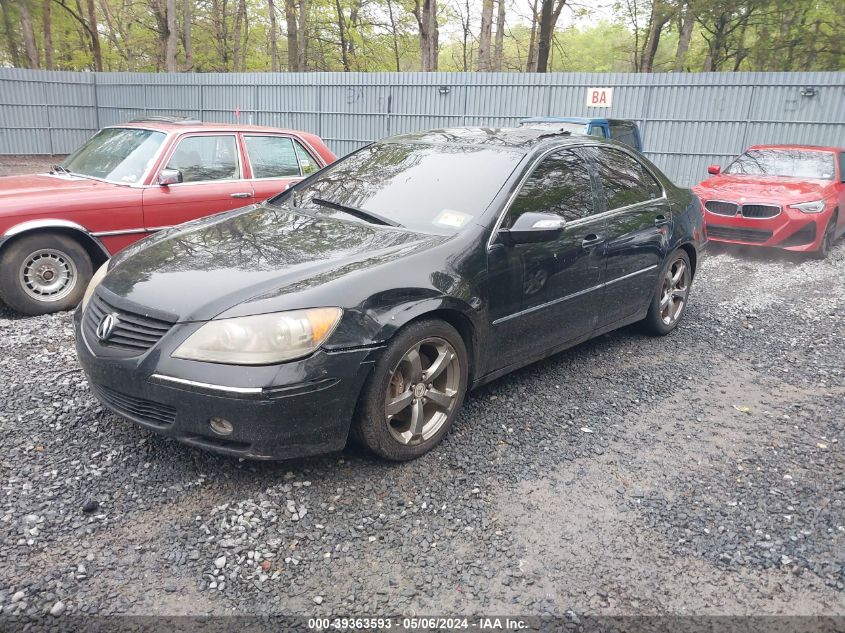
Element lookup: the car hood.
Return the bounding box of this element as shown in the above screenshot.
[0,173,114,204]
[101,204,447,322]
[694,174,832,204]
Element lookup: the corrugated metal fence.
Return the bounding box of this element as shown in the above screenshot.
[1,68,844,186]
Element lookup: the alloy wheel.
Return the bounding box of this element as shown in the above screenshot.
[19,249,78,302]
[659,257,690,326]
[821,220,835,257]
[384,337,461,446]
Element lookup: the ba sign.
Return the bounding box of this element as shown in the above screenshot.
[586,87,613,108]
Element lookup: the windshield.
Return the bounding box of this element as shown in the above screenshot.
[61,128,166,184]
[275,142,524,234]
[725,149,835,180]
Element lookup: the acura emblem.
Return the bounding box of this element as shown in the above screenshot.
[96,313,119,341]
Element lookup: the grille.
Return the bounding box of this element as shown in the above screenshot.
[94,384,177,428]
[706,225,773,243]
[705,200,738,216]
[84,293,175,357]
[741,204,780,219]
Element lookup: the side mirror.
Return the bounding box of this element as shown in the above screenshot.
[498,212,565,246]
[158,168,183,186]
[707,165,721,175]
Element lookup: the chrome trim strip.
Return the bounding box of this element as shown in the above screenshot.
[3,219,111,256]
[91,228,150,237]
[150,373,263,394]
[493,264,658,325]
[486,141,667,250]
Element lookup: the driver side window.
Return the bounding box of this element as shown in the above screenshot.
[502,149,595,229]
[166,135,240,183]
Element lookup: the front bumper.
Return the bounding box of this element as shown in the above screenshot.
[74,306,380,460]
[703,204,830,252]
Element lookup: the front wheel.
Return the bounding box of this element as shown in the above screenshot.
[811,215,837,260]
[0,233,93,315]
[352,319,468,461]
[641,249,692,336]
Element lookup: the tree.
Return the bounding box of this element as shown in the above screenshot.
[412,0,438,71]
[535,0,566,72]
[493,0,505,70]
[477,0,492,70]
[14,0,40,68]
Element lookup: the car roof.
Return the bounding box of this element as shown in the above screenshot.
[521,117,600,125]
[381,126,614,153]
[748,144,843,153]
[113,120,312,136]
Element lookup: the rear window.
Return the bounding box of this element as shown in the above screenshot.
[275,142,523,235]
[609,122,638,149]
[725,149,836,180]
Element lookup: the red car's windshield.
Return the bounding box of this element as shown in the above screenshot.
[724,149,836,180]
[61,127,166,185]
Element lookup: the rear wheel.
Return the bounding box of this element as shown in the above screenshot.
[641,249,692,336]
[352,319,468,461]
[0,233,92,315]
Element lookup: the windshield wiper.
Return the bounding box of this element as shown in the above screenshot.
[311,197,403,228]
[51,164,70,174]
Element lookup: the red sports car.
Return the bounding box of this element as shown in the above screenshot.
[0,117,336,315]
[694,144,844,258]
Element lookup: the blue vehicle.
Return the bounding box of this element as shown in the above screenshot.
[519,117,643,152]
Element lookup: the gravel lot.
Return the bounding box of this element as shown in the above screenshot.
[0,157,843,620]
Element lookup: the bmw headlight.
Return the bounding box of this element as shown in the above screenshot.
[81,261,109,311]
[172,308,343,365]
[790,200,827,214]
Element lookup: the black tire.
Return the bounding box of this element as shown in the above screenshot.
[0,233,93,315]
[811,214,837,260]
[352,319,469,461]
[641,248,692,336]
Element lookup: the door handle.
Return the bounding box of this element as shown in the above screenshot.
[230,192,253,199]
[654,214,670,226]
[581,234,603,249]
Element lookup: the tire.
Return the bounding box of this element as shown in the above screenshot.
[352,319,469,461]
[641,249,692,336]
[811,214,837,260]
[0,233,93,315]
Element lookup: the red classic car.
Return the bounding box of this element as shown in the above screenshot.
[694,144,844,258]
[0,117,336,314]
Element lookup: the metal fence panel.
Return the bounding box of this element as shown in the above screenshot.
[1,68,843,186]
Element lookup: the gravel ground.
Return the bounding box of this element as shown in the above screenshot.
[0,156,843,620]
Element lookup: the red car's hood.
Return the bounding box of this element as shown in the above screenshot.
[0,173,118,204]
[694,174,832,204]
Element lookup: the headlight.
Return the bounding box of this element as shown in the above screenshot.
[790,200,827,214]
[81,261,109,311]
[172,307,343,365]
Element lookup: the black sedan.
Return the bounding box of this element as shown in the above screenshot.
[74,127,705,461]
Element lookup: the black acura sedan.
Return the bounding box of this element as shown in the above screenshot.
[74,127,705,461]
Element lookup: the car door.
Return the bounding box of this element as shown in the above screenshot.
[244,135,322,202]
[487,147,606,369]
[142,133,255,230]
[585,145,670,328]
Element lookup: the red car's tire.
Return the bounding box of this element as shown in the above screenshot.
[0,233,93,315]
[811,214,837,260]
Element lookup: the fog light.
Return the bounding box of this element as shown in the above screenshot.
[209,417,234,436]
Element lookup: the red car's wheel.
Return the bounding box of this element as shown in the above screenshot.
[0,233,93,315]
[812,215,837,260]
